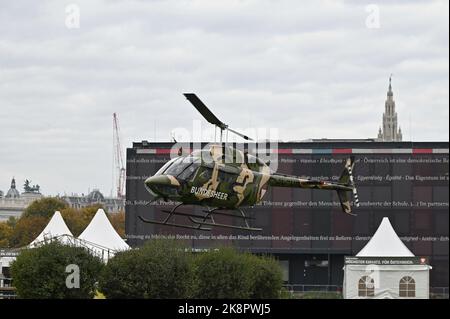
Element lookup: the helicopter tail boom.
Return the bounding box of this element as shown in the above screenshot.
[269,157,359,215]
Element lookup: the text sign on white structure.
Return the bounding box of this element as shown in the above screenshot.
[345,256,429,266]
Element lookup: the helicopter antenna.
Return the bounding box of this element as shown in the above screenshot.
[171,131,177,143]
[183,93,253,142]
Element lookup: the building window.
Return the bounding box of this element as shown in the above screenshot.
[399,276,415,297]
[358,276,375,297]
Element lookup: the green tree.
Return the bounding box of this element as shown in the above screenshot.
[60,207,85,237]
[193,248,254,299]
[22,197,68,219]
[8,199,95,247]
[61,204,101,237]
[11,242,103,298]
[7,216,17,228]
[108,211,125,238]
[9,215,48,248]
[99,239,194,298]
[0,222,13,248]
[247,254,283,299]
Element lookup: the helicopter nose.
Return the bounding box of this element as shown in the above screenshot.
[144,175,180,195]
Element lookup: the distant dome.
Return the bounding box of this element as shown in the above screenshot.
[6,178,20,198]
[87,189,104,202]
[6,187,20,198]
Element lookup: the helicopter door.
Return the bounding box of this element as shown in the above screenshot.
[217,170,236,193]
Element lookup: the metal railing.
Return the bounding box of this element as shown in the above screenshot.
[430,287,449,299]
[2,284,449,299]
[30,234,118,262]
[0,279,16,299]
[283,284,449,299]
[283,284,342,293]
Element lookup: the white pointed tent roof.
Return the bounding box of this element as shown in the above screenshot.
[78,208,129,252]
[357,217,414,257]
[29,211,74,247]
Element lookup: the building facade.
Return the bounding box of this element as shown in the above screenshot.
[60,189,125,213]
[0,179,124,221]
[0,178,43,221]
[125,141,449,290]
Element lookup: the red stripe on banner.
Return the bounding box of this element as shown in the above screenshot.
[276,149,293,154]
[155,149,172,154]
[156,148,193,155]
[413,149,433,154]
[332,148,353,154]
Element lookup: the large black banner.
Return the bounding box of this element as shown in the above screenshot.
[125,141,449,286]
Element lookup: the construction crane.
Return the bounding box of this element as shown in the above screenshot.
[113,113,126,199]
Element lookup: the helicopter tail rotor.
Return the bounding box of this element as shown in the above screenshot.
[337,156,359,215]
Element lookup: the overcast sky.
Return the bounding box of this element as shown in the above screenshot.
[0,0,448,196]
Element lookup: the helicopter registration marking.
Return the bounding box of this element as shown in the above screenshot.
[191,186,229,200]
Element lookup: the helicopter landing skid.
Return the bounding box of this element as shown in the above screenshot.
[189,207,261,231]
[139,203,211,231]
[139,204,261,232]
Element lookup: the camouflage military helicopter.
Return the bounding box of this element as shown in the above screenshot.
[139,93,359,231]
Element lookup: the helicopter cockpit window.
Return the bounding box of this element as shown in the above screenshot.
[154,157,181,176]
[177,160,200,181]
[165,156,194,177]
[198,167,213,182]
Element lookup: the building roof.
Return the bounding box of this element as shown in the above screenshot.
[87,189,104,202]
[6,178,20,198]
[6,188,20,198]
[78,208,129,252]
[356,217,414,257]
[29,211,74,247]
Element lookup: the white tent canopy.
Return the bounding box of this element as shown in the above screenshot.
[343,217,431,299]
[78,208,129,261]
[29,211,74,247]
[357,217,414,257]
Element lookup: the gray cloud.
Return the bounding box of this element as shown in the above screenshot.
[0,0,448,195]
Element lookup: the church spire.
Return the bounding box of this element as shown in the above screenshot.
[387,74,393,97]
[377,75,402,141]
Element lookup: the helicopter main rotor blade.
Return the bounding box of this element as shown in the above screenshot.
[227,127,253,141]
[183,93,254,141]
[183,93,227,130]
